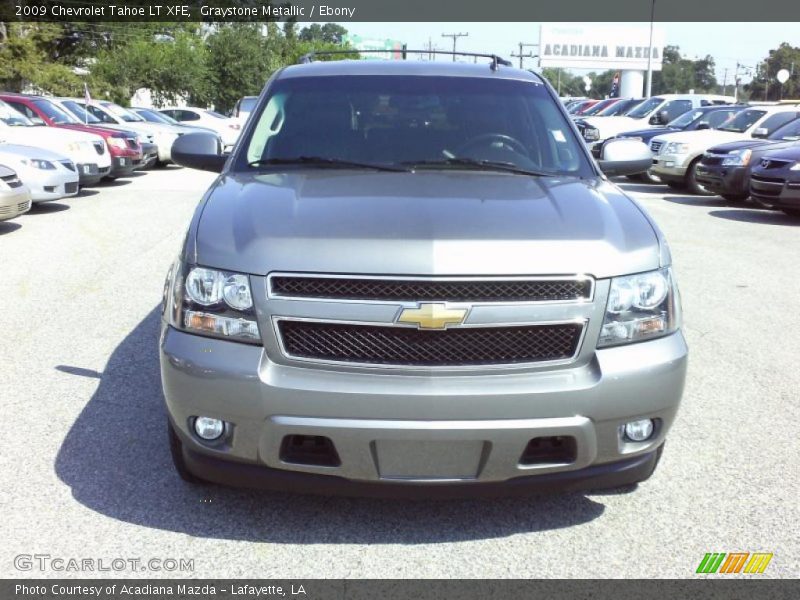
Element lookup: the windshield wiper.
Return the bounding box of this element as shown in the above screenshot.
[402,158,554,177]
[248,156,408,172]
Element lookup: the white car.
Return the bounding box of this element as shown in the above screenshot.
[0,164,32,222]
[159,107,242,147]
[579,94,737,148]
[0,144,79,203]
[0,100,111,186]
[650,105,800,193]
[58,98,182,164]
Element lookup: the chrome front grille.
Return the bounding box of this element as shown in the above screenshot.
[278,320,585,367]
[270,275,593,303]
[93,141,105,155]
[650,140,663,153]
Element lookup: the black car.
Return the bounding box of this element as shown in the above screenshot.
[748,145,800,217]
[695,117,800,202]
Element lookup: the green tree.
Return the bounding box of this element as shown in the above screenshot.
[299,23,348,45]
[652,45,718,94]
[0,23,81,94]
[746,43,800,101]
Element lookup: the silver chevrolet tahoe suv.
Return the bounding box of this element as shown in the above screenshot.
[162,57,687,497]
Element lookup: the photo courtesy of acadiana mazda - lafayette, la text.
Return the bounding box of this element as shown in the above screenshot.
[161,54,687,497]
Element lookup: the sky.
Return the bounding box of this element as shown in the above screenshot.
[333,22,799,85]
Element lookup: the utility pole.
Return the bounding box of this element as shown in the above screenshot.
[441,32,468,62]
[722,68,728,95]
[645,0,656,97]
[511,42,538,69]
[764,61,770,101]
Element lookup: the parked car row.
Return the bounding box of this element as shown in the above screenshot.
[569,90,800,218]
[0,93,240,225]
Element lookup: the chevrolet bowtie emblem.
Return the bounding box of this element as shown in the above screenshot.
[397,303,468,330]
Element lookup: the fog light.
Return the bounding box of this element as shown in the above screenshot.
[624,419,655,442]
[194,416,224,440]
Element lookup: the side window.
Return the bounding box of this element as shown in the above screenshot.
[86,105,115,123]
[7,102,36,119]
[664,100,692,121]
[707,110,735,128]
[180,110,200,122]
[760,112,800,134]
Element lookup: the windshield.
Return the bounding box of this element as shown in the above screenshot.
[580,99,617,116]
[239,97,257,114]
[102,102,145,122]
[769,117,800,140]
[135,108,178,125]
[717,109,766,133]
[626,97,664,119]
[0,100,33,126]
[598,99,642,116]
[80,103,120,124]
[60,100,102,124]
[242,75,591,176]
[668,110,703,129]
[33,100,79,125]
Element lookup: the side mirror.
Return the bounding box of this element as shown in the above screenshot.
[171,132,226,172]
[752,127,769,139]
[597,138,653,177]
[696,123,711,130]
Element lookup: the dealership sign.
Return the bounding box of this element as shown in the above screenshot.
[539,25,665,71]
[342,34,404,60]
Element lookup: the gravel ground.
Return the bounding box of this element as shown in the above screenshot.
[0,167,797,579]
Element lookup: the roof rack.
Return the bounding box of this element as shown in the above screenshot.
[298,50,513,71]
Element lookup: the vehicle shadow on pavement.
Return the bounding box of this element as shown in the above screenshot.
[55,308,606,544]
[30,202,71,214]
[0,222,22,235]
[709,209,800,226]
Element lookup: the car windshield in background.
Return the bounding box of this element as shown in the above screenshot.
[239,97,257,113]
[136,108,178,124]
[243,75,590,176]
[60,100,102,124]
[668,110,704,129]
[206,110,228,119]
[33,100,79,125]
[0,101,34,126]
[580,99,617,116]
[770,118,800,140]
[103,103,144,122]
[717,109,767,133]
[625,97,664,119]
[597,99,642,116]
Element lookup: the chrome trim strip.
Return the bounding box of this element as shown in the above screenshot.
[266,272,596,305]
[271,315,589,371]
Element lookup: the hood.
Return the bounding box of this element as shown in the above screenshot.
[581,116,650,138]
[0,143,72,162]
[0,124,103,145]
[707,138,782,154]
[619,127,675,140]
[652,129,745,148]
[193,171,661,279]
[59,123,137,138]
[757,145,800,162]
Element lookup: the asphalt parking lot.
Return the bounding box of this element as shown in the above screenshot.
[1,166,798,579]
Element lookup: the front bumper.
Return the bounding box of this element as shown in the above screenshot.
[160,326,688,494]
[0,188,32,221]
[22,169,79,203]
[695,163,749,196]
[750,173,800,209]
[137,143,159,169]
[76,162,111,185]
[651,154,690,180]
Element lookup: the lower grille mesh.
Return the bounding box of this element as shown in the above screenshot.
[278,320,584,366]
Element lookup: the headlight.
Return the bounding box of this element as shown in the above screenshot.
[168,264,260,343]
[107,137,128,149]
[598,268,681,347]
[663,142,690,155]
[790,162,800,171]
[721,149,752,167]
[583,127,600,141]
[22,159,56,170]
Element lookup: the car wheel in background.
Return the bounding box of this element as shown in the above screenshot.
[640,169,662,184]
[666,181,685,191]
[721,193,749,203]
[686,158,713,196]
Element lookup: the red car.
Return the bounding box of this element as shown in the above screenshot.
[0,93,144,178]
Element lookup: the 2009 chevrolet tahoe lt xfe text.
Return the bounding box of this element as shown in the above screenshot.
[160,55,687,497]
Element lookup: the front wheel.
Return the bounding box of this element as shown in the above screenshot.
[686,158,714,196]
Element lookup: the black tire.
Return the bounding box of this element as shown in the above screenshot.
[721,193,749,203]
[781,208,800,218]
[626,174,644,181]
[640,169,662,184]
[168,422,205,484]
[686,158,714,196]
[666,181,685,190]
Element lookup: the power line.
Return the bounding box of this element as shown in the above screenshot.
[441,32,468,62]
